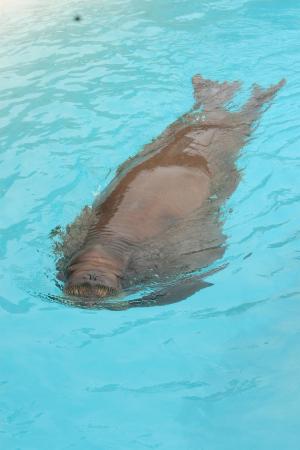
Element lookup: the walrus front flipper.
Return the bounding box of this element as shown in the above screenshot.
[192,74,241,111]
[126,275,213,309]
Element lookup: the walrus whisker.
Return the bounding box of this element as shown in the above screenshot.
[64,283,117,299]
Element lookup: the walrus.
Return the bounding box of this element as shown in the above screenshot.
[53,74,285,309]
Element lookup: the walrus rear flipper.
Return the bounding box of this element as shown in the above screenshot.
[192,74,241,111]
[242,79,286,123]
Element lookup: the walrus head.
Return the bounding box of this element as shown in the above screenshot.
[62,246,123,299]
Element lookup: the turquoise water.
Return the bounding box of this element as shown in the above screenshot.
[0,0,299,448]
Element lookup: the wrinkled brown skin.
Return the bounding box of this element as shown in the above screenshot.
[57,75,285,308]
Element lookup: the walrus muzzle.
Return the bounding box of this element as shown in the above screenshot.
[63,247,123,299]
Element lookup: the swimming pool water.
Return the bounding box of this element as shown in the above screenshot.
[0,0,299,448]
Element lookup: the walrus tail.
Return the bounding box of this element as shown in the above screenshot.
[192,74,241,111]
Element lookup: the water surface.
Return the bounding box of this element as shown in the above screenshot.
[0,0,299,448]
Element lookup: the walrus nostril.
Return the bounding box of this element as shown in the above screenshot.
[80,273,103,285]
[89,273,98,281]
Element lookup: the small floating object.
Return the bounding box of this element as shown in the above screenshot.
[73,14,82,22]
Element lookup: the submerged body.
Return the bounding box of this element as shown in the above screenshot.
[55,75,285,307]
